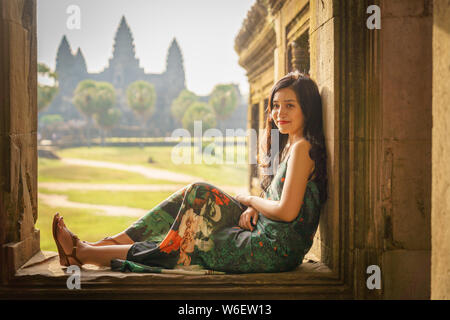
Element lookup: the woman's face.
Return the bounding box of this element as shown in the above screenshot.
[271,87,305,136]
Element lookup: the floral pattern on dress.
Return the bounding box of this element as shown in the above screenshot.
[117,154,322,274]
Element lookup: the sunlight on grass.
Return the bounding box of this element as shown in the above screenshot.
[36,202,138,252]
[39,188,174,209]
[38,158,175,185]
[38,158,173,184]
[56,145,248,186]
[38,145,249,252]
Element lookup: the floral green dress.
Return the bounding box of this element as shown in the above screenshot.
[111,154,322,274]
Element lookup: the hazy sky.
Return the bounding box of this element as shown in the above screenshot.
[37,0,254,95]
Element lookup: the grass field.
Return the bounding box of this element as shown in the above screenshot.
[38,144,249,251]
[38,158,177,185]
[37,202,138,252]
[39,188,174,210]
[56,145,248,186]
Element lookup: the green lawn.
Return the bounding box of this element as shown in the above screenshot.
[38,158,175,185]
[39,188,174,210]
[37,144,249,252]
[56,145,248,186]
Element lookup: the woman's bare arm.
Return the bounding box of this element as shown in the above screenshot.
[247,140,314,222]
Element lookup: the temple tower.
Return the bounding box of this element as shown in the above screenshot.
[108,16,141,88]
[165,38,185,89]
[55,35,73,77]
[159,38,186,131]
[74,48,87,75]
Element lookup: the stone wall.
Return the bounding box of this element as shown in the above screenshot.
[432,0,450,300]
[308,0,338,271]
[0,0,442,299]
[308,0,433,299]
[0,0,39,284]
[379,0,432,300]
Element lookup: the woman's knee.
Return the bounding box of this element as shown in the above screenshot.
[185,181,213,194]
[183,182,216,207]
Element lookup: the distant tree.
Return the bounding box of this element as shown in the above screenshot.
[38,63,59,113]
[95,107,122,146]
[182,102,216,135]
[72,80,98,117]
[73,80,117,147]
[40,114,64,140]
[208,84,239,120]
[94,82,117,115]
[171,89,198,124]
[126,80,157,146]
[72,80,99,147]
[92,82,118,146]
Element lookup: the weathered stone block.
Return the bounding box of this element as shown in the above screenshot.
[383,140,431,250]
[309,0,335,34]
[382,249,430,299]
[9,25,35,135]
[310,18,335,86]
[381,17,432,141]
[354,248,383,299]
[3,229,40,279]
[0,21,36,135]
[431,0,450,300]
[1,134,37,239]
[0,0,28,24]
[382,0,433,18]
[319,81,335,144]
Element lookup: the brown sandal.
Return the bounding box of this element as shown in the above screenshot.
[83,236,120,246]
[52,214,83,267]
[101,237,121,245]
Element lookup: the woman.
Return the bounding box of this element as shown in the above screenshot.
[53,71,328,273]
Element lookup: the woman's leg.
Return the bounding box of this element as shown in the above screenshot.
[122,185,188,242]
[123,182,246,269]
[78,244,132,267]
[84,231,134,247]
[85,186,188,246]
[55,182,244,268]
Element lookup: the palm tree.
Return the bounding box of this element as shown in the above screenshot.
[126,80,157,147]
[171,89,198,125]
[95,107,122,146]
[92,82,118,146]
[38,63,59,113]
[208,84,239,121]
[72,80,100,147]
[182,102,216,135]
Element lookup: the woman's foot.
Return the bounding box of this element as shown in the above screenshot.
[54,215,85,267]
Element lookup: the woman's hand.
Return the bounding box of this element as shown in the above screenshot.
[235,193,252,206]
[239,206,259,231]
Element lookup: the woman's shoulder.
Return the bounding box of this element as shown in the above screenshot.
[289,139,313,159]
[286,139,315,177]
[292,138,312,148]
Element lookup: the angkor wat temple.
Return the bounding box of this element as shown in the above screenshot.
[41,16,245,137]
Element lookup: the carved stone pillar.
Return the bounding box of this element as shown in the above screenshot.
[0,0,39,284]
[290,34,310,74]
[432,0,450,300]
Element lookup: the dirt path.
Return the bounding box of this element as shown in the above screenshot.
[38,193,148,217]
[38,182,248,195]
[62,158,203,183]
[39,158,249,217]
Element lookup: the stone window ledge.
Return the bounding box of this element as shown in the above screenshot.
[0,251,351,299]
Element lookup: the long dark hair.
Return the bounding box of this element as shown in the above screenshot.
[258,72,328,206]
